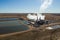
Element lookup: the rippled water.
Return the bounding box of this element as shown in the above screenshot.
[0,20,29,34]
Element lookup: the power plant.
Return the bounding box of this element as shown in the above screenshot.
[27,14,49,27]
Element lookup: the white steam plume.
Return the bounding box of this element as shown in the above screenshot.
[36,0,53,20]
[27,0,53,21]
[39,0,53,13]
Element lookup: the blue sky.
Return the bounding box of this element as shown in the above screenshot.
[0,0,60,13]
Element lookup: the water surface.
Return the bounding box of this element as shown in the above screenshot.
[0,20,29,35]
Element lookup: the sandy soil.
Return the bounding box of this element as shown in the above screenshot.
[0,13,60,40]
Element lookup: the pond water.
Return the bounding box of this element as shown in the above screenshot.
[0,20,29,35]
[0,18,18,21]
[46,25,60,30]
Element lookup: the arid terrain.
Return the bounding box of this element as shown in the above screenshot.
[0,13,60,20]
[0,13,60,40]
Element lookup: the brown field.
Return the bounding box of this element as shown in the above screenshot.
[0,13,60,20]
[0,13,60,40]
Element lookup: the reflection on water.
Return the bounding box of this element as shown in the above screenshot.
[46,25,60,30]
[0,20,29,35]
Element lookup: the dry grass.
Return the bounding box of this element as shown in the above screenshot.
[0,28,60,40]
[0,13,60,21]
[0,13,60,40]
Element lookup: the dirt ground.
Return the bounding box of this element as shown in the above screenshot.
[0,28,60,40]
[0,13,60,40]
[0,13,60,20]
